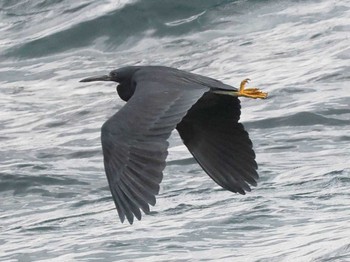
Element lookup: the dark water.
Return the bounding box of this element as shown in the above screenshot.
[1,0,350,261]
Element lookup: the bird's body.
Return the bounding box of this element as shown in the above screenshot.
[80,66,267,224]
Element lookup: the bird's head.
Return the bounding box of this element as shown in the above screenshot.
[80,66,140,101]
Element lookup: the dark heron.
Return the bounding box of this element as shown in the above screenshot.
[80,66,267,224]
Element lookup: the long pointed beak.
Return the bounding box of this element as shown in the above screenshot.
[79,75,111,82]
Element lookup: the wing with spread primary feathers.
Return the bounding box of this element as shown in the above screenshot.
[101,80,207,224]
[177,93,258,195]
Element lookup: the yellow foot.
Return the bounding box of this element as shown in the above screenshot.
[212,78,268,98]
[238,78,268,99]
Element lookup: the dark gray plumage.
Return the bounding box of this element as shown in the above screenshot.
[80,66,260,224]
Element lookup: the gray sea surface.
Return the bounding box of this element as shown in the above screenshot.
[1,0,350,261]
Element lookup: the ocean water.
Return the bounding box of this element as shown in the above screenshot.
[1,0,350,261]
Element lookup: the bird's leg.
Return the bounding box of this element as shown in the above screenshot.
[236,78,268,99]
[213,79,268,99]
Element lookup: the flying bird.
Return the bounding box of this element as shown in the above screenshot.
[80,66,267,224]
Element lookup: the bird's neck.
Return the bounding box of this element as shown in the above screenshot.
[117,82,135,102]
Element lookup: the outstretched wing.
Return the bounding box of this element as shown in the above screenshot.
[101,80,207,224]
[177,93,258,194]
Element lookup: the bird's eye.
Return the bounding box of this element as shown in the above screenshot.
[110,71,117,78]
